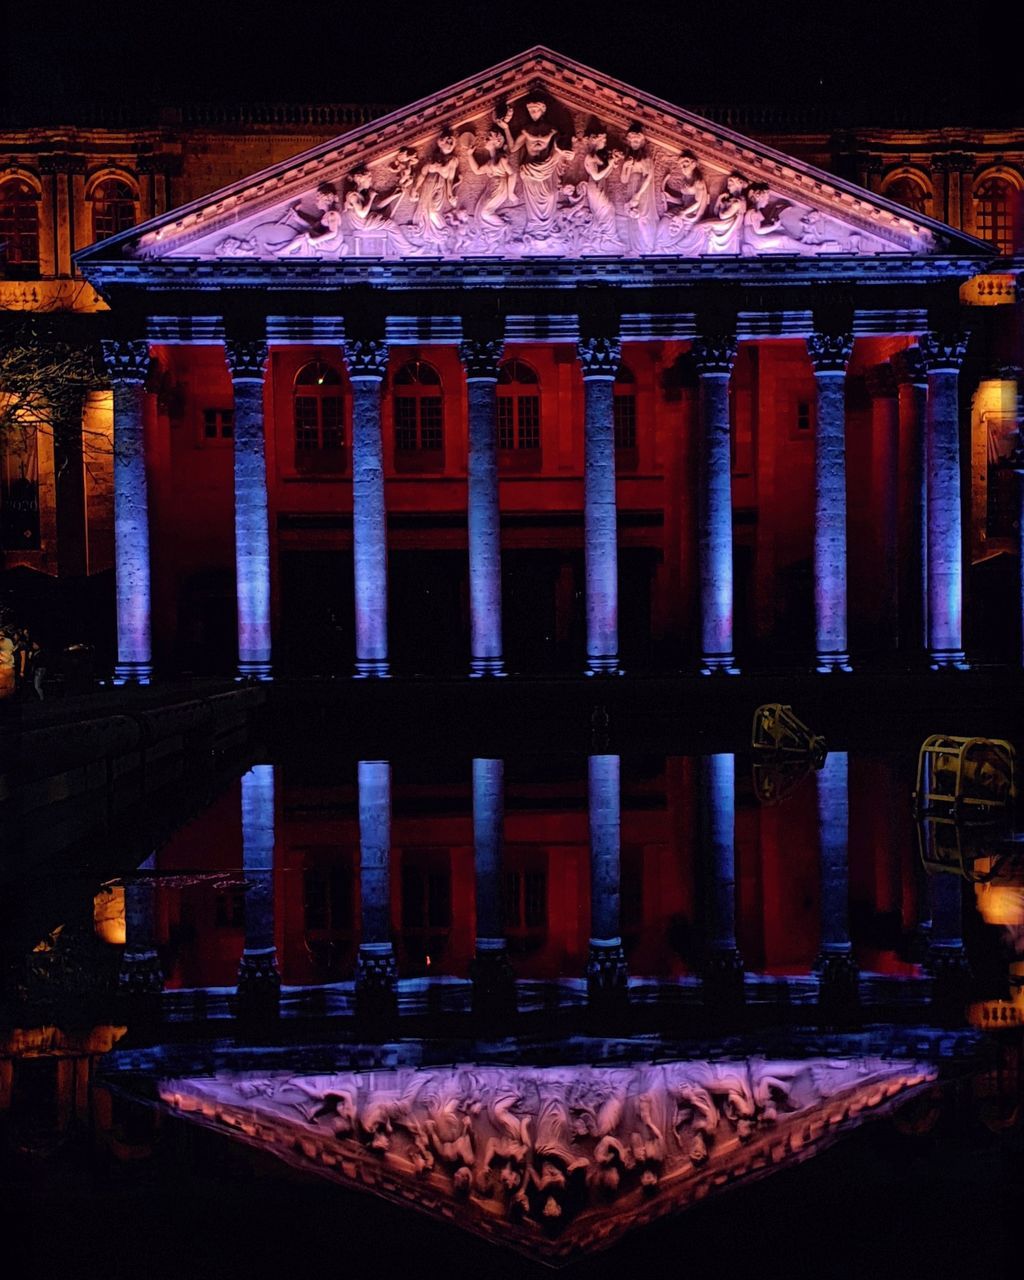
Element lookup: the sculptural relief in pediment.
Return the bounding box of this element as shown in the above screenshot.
[142,84,935,263]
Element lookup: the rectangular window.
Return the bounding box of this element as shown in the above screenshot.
[294,397,319,452]
[419,397,443,451]
[321,397,344,450]
[516,395,540,449]
[203,408,234,441]
[394,397,418,452]
[497,397,515,450]
[613,395,637,450]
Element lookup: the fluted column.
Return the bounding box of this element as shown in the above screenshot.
[119,852,163,994]
[355,760,397,1012]
[225,340,272,680]
[808,332,854,672]
[693,336,739,674]
[893,348,929,655]
[236,764,280,1010]
[578,336,621,673]
[346,340,390,677]
[699,753,743,999]
[866,366,901,655]
[920,331,969,668]
[471,758,514,1014]
[587,753,628,997]
[101,339,153,685]
[460,339,505,675]
[815,750,858,1000]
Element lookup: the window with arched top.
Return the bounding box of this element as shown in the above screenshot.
[393,360,443,468]
[497,360,541,463]
[91,177,138,242]
[883,175,930,217]
[294,359,346,473]
[0,178,40,274]
[975,176,1018,255]
[613,364,637,456]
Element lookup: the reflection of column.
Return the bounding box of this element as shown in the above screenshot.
[925,870,969,990]
[893,348,929,655]
[866,366,900,654]
[693,337,739,674]
[460,339,504,675]
[236,765,280,1008]
[815,750,858,998]
[471,758,514,1013]
[587,754,628,997]
[699,754,744,997]
[355,760,396,1010]
[808,332,853,671]
[101,340,153,685]
[225,340,272,680]
[578,337,621,673]
[119,852,163,993]
[346,340,390,677]
[920,332,969,668]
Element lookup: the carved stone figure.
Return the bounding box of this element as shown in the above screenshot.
[741,183,805,254]
[497,95,574,239]
[342,169,416,255]
[656,151,708,250]
[619,124,658,254]
[411,129,461,247]
[701,173,749,255]
[269,183,344,257]
[464,127,518,231]
[581,128,622,251]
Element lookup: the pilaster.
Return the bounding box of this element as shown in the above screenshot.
[578,336,622,674]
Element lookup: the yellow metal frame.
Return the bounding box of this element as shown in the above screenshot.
[913,735,1016,816]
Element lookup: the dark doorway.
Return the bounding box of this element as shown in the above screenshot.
[177,569,236,675]
[279,550,354,675]
[389,550,467,674]
[503,549,583,673]
[619,547,657,670]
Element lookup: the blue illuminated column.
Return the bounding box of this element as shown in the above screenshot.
[236,765,280,1006]
[693,337,739,674]
[893,348,929,655]
[866,366,901,654]
[920,332,969,668]
[807,332,854,672]
[224,340,272,680]
[346,340,390,677]
[459,339,505,675]
[578,337,621,673]
[699,754,743,992]
[472,758,514,1010]
[355,760,397,1003]
[925,869,969,994]
[119,852,163,994]
[815,750,858,993]
[587,753,628,996]
[101,339,153,685]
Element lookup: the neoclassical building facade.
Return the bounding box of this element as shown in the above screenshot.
[4,47,1022,676]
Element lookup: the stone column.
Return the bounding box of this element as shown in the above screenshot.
[459,339,505,675]
[815,750,858,1002]
[692,337,739,673]
[699,753,744,1001]
[925,870,970,1003]
[587,753,628,998]
[920,332,970,668]
[236,764,280,1011]
[225,340,272,680]
[101,339,153,685]
[866,366,901,654]
[346,340,390,677]
[471,758,514,1014]
[808,332,854,672]
[355,760,396,1013]
[893,348,929,655]
[119,852,163,994]
[578,337,621,673]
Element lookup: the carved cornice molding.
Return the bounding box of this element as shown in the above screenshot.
[344,338,389,379]
[458,338,504,380]
[931,151,976,174]
[691,335,738,375]
[919,330,969,371]
[891,346,927,387]
[807,331,854,373]
[101,338,151,386]
[224,339,269,380]
[577,336,622,378]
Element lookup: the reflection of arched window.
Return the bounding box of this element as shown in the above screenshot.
[497,359,540,453]
[294,360,345,473]
[613,364,637,451]
[975,176,1018,254]
[884,175,929,217]
[393,360,443,465]
[91,177,137,241]
[400,848,451,974]
[0,178,40,273]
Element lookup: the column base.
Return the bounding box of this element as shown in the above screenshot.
[928,649,969,671]
[470,942,516,1018]
[701,948,745,1006]
[586,656,621,676]
[699,655,740,676]
[118,949,164,995]
[113,662,153,686]
[815,653,852,673]
[355,943,398,1019]
[815,949,860,1008]
[469,656,506,678]
[354,658,390,679]
[586,938,629,999]
[236,948,281,1013]
[236,661,273,683]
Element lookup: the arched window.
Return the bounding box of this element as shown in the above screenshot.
[975,176,1018,255]
[0,178,40,274]
[91,177,137,242]
[393,360,443,466]
[613,364,637,451]
[293,360,345,473]
[497,359,541,458]
[884,175,930,217]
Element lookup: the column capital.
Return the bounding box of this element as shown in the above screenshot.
[577,335,622,378]
[101,338,151,386]
[459,337,504,380]
[807,331,853,373]
[345,338,389,379]
[891,346,927,387]
[919,330,969,371]
[691,335,737,375]
[864,365,899,399]
[224,338,269,381]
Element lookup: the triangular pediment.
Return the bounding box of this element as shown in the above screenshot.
[77,47,990,271]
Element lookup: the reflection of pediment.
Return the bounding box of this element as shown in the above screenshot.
[77,48,989,274]
[159,1053,933,1263]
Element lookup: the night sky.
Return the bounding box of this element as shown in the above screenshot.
[5,0,1011,123]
